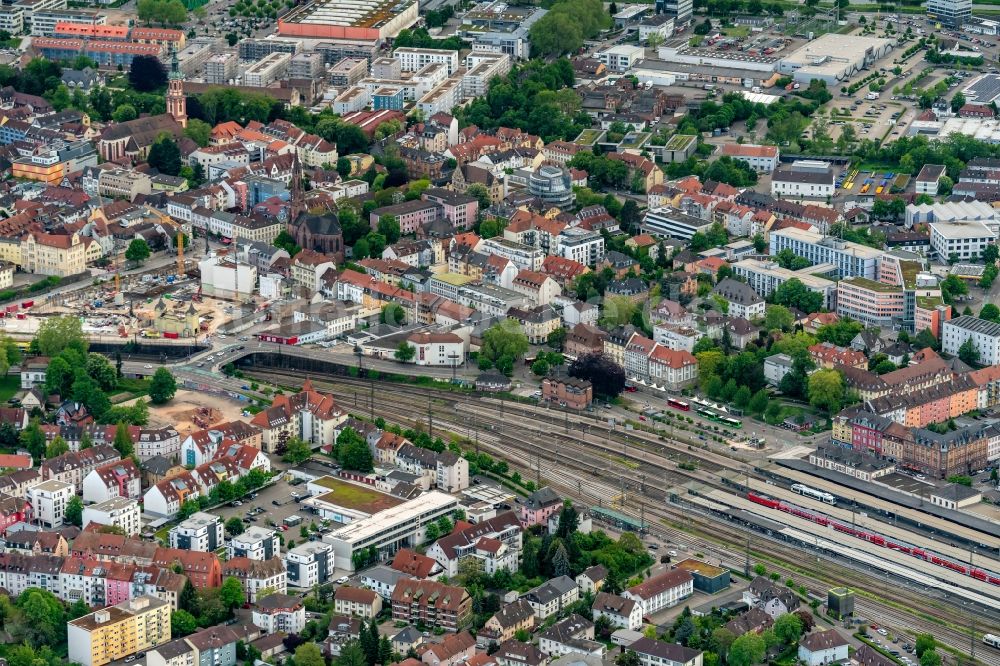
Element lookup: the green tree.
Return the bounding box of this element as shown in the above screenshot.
[728,632,766,666]
[733,385,752,409]
[128,54,167,92]
[37,314,88,356]
[747,388,769,415]
[125,238,151,265]
[958,337,979,366]
[394,341,416,363]
[711,628,736,658]
[336,157,352,179]
[44,355,75,397]
[65,495,83,527]
[337,427,374,472]
[20,419,47,462]
[147,134,182,176]
[377,215,401,244]
[915,635,936,658]
[219,577,245,609]
[171,609,198,637]
[225,517,245,537]
[14,588,65,648]
[914,328,939,350]
[808,369,844,413]
[816,318,864,347]
[112,104,138,123]
[762,305,794,331]
[68,598,90,620]
[919,652,941,666]
[772,278,823,314]
[113,422,134,458]
[380,303,406,326]
[983,243,999,264]
[773,613,803,645]
[183,118,212,147]
[87,353,119,392]
[45,435,69,459]
[149,367,177,404]
[178,499,200,520]
[282,436,312,464]
[481,320,529,367]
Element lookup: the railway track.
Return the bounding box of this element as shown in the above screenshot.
[248,370,997,665]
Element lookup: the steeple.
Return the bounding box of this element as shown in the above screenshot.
[166,45,187,128]
[289,152,305,222]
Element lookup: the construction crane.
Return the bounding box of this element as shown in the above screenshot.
[177,230,184,278]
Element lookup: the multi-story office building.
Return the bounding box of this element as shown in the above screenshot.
[835,277,905,329]
[927,0,971,27]
[68,596,172,666]
[731,258,836,309]
[771,160,835,198]
[768,227,881,279]
[481,237,545,271]
[928,221,996,261]
[324,491,459,571]
[656,0,692,24]
[169,512,223,552]
[0,6,24,34]
[641,207,713,241]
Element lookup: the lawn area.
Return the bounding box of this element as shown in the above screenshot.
[0,375,20,403]
[722,25,750,37]
[313,477,403,512]
[111,377,151,403]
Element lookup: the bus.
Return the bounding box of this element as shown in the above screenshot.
[667,398,690,411]
[719,416,742,429]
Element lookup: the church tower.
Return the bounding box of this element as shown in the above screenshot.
[167,47,187,128]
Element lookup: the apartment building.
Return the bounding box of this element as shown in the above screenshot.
[391,578,472,630]
[393,47,459,74]
[21,230,87,277]
[623,569,693,615]
[942,315,1000,365]
[68,596,172,666]
[558,227,605,268]
[243,52,291,87]
[227,526,280,561]
[98,168,152,200]
[82,496,142,536]
[252,593,306,634]
[28,479,74,527]
[169,512,223,552]
[205,52,238,84]
[284,542,334,588]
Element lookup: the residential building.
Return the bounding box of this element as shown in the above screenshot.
[915,164,945,194]
[253,592,306,634]
[67,596,172,666]
[28,479,74,527]
[942,315,1000,366]
[592,592,642,631]
[391,578,472,630]
[711,278,765,320]
[519,487,563,527]
[82,496,141,536]
[477,599,536,647]
[228,527,280,561]
[222,557,286,603]
[21,230,87,277]
[184,626,239,666]
[742,576,801,619]
[542,376,593,410]
[623,569,693,615]
[169,512,223,552]
[629,638,703,666]
[798,630,849,666]
[284,542,334,588]
[422,631,477,666]
[538,614,603,658]
[82,459,142,504]
[334,586,382,618]
[522,575,579,620]
[426,511,522,576]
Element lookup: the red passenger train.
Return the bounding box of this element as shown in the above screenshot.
[746,491,1000,587]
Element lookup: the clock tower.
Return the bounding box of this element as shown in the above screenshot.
[166,47,187,128]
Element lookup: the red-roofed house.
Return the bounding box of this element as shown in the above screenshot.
[647,346,698,390]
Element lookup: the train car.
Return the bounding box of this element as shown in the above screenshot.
[791,483,837,505]
[667,398,690,411]
[984,634,1000,649]
[747,491,782,509]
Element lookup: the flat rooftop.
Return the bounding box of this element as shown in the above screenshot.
[312,477,403,513]
[326,490,458,545]
[780,33,893,67]
[282,0,414,28]
[675,557,727,578]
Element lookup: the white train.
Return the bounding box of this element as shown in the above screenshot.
[791,483,837,505]
[984,634,1000,649]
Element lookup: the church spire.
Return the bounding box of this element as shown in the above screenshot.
[166,45,187,128]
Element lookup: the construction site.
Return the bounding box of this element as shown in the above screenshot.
[4,237,256,343]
